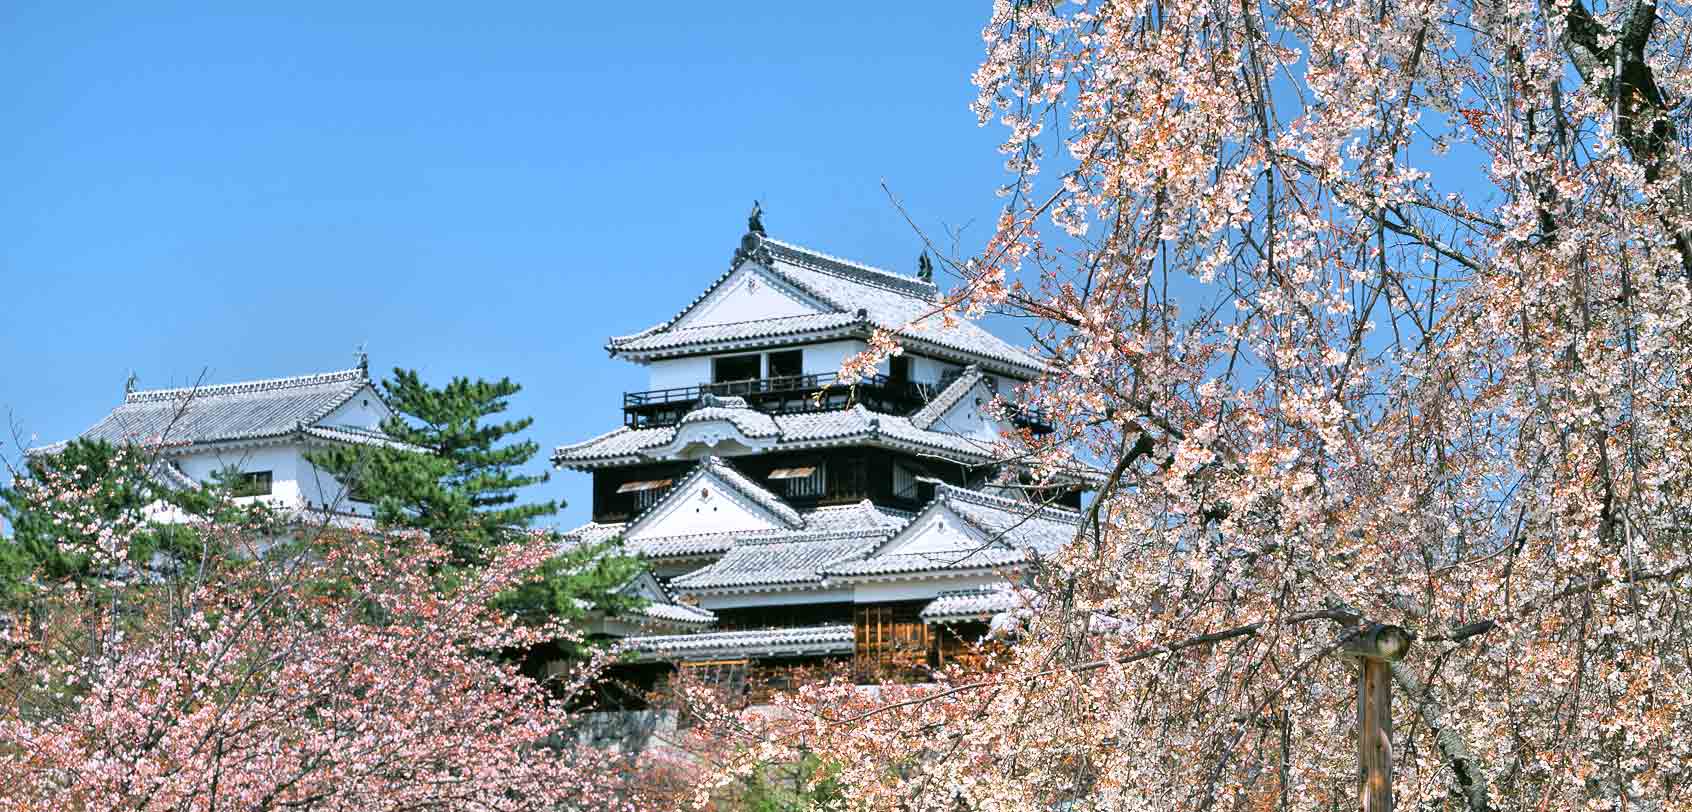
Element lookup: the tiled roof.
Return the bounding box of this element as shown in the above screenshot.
[607,235,1044,375]
[571,500,912,561]
[80,368,375,448]
[610,312,862,353]
[551,425,675,464]
[553,404,1005,469]
[634,600,717,627]
[301,424,427,453]
[688,456,803,528]
[826,547,1031,577]
[146,459,200,492]
[676,397,780,438]
[559,520,628,549]
[667,532,883,591]
[801,500,914,533]
[920,586,1026,622]
[617,624,854,662]
[826,485,1082,577]
[943,486,1084,551]
[908,365,988,430]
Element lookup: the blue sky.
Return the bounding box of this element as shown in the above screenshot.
[0,2,1019,528]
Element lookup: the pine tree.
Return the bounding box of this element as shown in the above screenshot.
[307,369,644,625]
[0,439,235,604]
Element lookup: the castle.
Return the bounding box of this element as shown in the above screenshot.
[32,219,1090,695]
[32,362,405,528]
[554,222,1089,692]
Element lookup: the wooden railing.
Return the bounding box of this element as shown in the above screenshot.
[622,373,935,428]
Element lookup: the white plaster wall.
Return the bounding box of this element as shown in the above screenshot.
[628,478,782,538]
[852,576,1007,604]
[908,354,961,386]
[929,380,1013,443]
[176,445,306,509]
[805,340,872,378]
[695,588,854,610]
[879,506,985,557]
[647,340,878,390]
[647,356,713,391]
[674,266,821,329]
[319,385,391,428]
[295,453,370,515]
[174,443,370,515]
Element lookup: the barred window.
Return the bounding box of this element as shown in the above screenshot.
[232,471,273,498]
[770,464,824,498]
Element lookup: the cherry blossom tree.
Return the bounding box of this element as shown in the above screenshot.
[0,444,655,811]
[728,1,1692,809]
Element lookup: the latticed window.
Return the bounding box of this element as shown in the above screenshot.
[232,471,272,498]
[854,603,931,683]
[617,478,673,512]
[769,464,824,498]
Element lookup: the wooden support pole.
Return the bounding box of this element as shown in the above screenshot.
[1341,624,1412,812]
[1358,657,1393,812]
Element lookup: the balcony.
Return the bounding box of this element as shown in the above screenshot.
[623,372,935,429]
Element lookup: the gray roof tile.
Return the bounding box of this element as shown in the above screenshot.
[920,586,1026,622]
[81,368,375,448]
[553,403,1006,469]
[607,235,1044,375]
[610,312,862,353]
[908,365,988,430]
[566,501,912,561]
[826,485,1082,577]
[668,532,884,590]
[617,624,854,662]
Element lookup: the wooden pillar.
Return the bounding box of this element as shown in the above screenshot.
[1340,624,1413,812]
[1357,658,1392,812]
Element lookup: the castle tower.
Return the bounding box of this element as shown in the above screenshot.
[555,225,1088,689]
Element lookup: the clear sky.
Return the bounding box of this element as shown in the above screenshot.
[0,2,1020,528]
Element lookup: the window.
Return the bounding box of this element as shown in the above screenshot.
[769,464,824,498]
[617,478,673,511]
[767,349,803,380]
[711,354,761,384]
[888,354,911,383]
[232,471,273,497]
[854,603,931,682]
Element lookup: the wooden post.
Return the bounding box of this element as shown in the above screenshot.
[1340,624,1413,812]
[1357,658,1392,812]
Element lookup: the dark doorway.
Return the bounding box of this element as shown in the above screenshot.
[888,355,911,383]
[712,354,761,383]
[768,350,803,380]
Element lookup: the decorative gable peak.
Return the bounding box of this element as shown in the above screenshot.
[622,456,803,541]
[671,260,824,331]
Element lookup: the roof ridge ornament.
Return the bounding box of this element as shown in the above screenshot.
[124,370,139,397]
[747,200,765,235]
[917,251,934,283]
[730,201,773,268]
[732,230,774,270]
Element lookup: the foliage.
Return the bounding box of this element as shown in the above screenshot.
[731,754,844,812]
[0,454,659,811]
[0,440,221,604]
[726,1,1692,810]
[307,368,645,625]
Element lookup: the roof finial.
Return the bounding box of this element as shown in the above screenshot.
[354,342,369,376]
[124,370,139,396]
[917,251,934,283]
[747,200,766,236]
